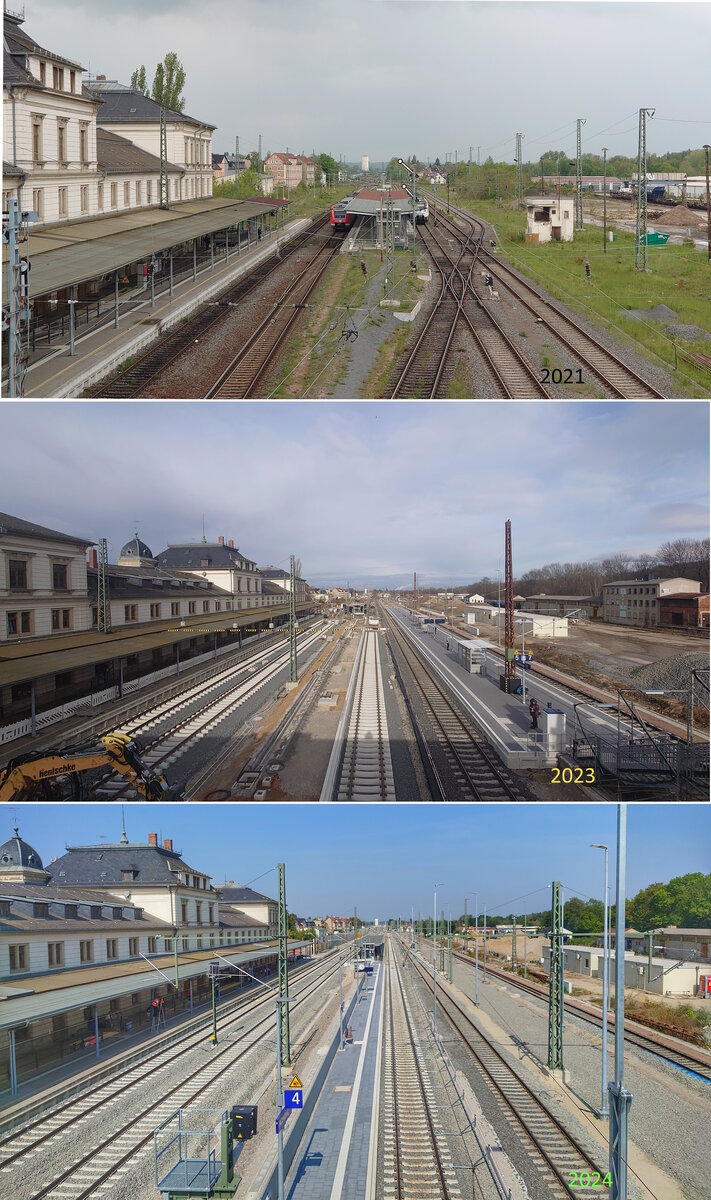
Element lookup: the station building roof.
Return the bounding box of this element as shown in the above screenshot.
[0,510,93,547]
[96,128,184,177]
[218,886,276,906]
[47,840,212,888]
[89,79,214,131]
[0,600,308,687]
[346,187,412,215]
[2,197,282,299]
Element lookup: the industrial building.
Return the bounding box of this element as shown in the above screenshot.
[525,595,602,620]
[658,592,709,629]
[602,576,701,627]
[542,943,707,997]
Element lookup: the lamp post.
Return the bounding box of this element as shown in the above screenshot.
[602,147,609,253]
[609,805,632,1200]
[591,843,610,1118]
[398,157,418,270]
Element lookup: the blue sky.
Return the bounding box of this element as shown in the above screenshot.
[5,402,709,588]
[27,1,711,162]
[8,804,709,919]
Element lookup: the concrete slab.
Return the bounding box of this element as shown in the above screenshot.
[285,962,383,1200]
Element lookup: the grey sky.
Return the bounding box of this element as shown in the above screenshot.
[4,401,708,588]
[25,1,711,161]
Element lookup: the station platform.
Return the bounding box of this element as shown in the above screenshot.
[387,604,668,771]
[20,215,311,399]
[284,961,383,1200]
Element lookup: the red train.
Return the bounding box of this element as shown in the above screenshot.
[330,196,356,229]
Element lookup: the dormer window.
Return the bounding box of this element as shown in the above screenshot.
[33,902,49,918]
[112,906,123,919]
[90,906,102,919]
[122,869,137,881]
[64,904,78,919]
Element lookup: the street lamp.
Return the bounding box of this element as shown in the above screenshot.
[602,147,609,253]
[591,843,610,1118]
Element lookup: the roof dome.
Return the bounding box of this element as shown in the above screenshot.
[0,826,43,871]
[119,535,154,562]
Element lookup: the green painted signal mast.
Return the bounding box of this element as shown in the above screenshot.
[277,862,290,1065]
[547,880,564,1071]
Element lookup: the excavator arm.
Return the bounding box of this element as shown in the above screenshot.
[0,732,179,802]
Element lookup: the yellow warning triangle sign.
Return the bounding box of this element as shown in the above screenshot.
[289,1074,303,1089]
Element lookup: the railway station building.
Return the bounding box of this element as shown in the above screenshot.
[542,942,706,997]
[0,827,305,1094]
[0,512,314,739]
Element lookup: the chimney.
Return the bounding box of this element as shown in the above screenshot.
[88,548,98,568]
[148,832,158,846]
[218,536,224,545]
[164,837,173,851]
[96,74,106,80]
[228,539,234,548]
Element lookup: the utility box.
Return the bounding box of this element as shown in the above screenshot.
[541,707,566,753]
[231,1105,258,1140]
[500,674,518,693]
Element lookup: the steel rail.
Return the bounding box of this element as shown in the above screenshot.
[0,948,338,1166]
[94,217,332,399]
[452,949,711,1080]
[386,939,454,1200]
[433,201,664,399]
[93,625,325,800]
[384,607,531,801]
[19,953,345,1200]
[405,942,607,1200]
[205,234,342,398]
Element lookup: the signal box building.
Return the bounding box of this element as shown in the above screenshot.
[525,196,574,243]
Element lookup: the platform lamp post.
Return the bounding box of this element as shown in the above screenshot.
[591,843,610,1118]
[602,148,609,253]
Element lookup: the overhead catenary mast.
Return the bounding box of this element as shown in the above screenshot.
[502,518,516,689]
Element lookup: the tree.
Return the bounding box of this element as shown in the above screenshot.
[318,153,339,185]
[130,65,148,96]
[131,52,186,112]
[152,52,186,112]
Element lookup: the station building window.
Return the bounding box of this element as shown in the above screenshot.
[51,608,72,631]
[106,939,118,960]
[32,187,44,220]
[7,611,32,636]
[64,904,78,919]
[124,604,138,622]
[147,180,152,203]
[48,942,64,967]
[129,937,139,956]
[181,901,188,923]
[188,601,196,614]
[111,182,118,208]
[31,116,43,164]
[148,937,158,953]
[80,186,88,214]
[90,905,101,919]
[39,61,46,84]
[9,944,30,972]
[202,600,210,613]
[123,181,130,206]
[136,180,142,205]
[34,902,49,917]
[150,603,161,619]
[52,65,64,90]
[9,559,28,589]
[52,563,68,591]
[171,602,180,616]
[80,940,94,963]
[182,936,189,951]
[58,187,68,218]
[57,120,67,164]
[79,122,88,163]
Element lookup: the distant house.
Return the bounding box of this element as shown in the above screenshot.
[468,593,486,604]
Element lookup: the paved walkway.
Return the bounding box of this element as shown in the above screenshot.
[286,962,383,1200]
[22,217,310,398]
[387,604,643,767]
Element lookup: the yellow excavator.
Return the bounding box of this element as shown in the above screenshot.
[0,731,180,802]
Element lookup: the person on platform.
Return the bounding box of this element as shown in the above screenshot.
[529,697,540,729]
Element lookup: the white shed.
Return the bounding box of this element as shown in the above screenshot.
[525,196,575,243]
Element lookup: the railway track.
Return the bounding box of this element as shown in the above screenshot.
[390,217,549,399]
[92,623,325,799]
[383,939,461,1199]
[0,949,345,1196]
[205,230,342,397]
[337,628,396,800]
[404,941,608,1200]
[431,201,664,399]
[92,217,331,399]
[452,949,711,1081]
[383,606,533,801]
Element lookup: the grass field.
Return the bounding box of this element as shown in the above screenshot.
[445,192,711,395]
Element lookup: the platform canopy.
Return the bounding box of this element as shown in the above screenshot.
[346,187,413,216]
[2,197,283,299]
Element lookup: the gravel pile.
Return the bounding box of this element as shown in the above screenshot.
[630,651,710,706]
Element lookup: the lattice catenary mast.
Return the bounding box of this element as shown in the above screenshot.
[97,538,112,633]
[575,118,586,230]
[289,554,298,683]
[547,880,564,1071]
[635,108,655,271]
[277,862,291,1065]
[504,519,515,680]
[159,107,169,210]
